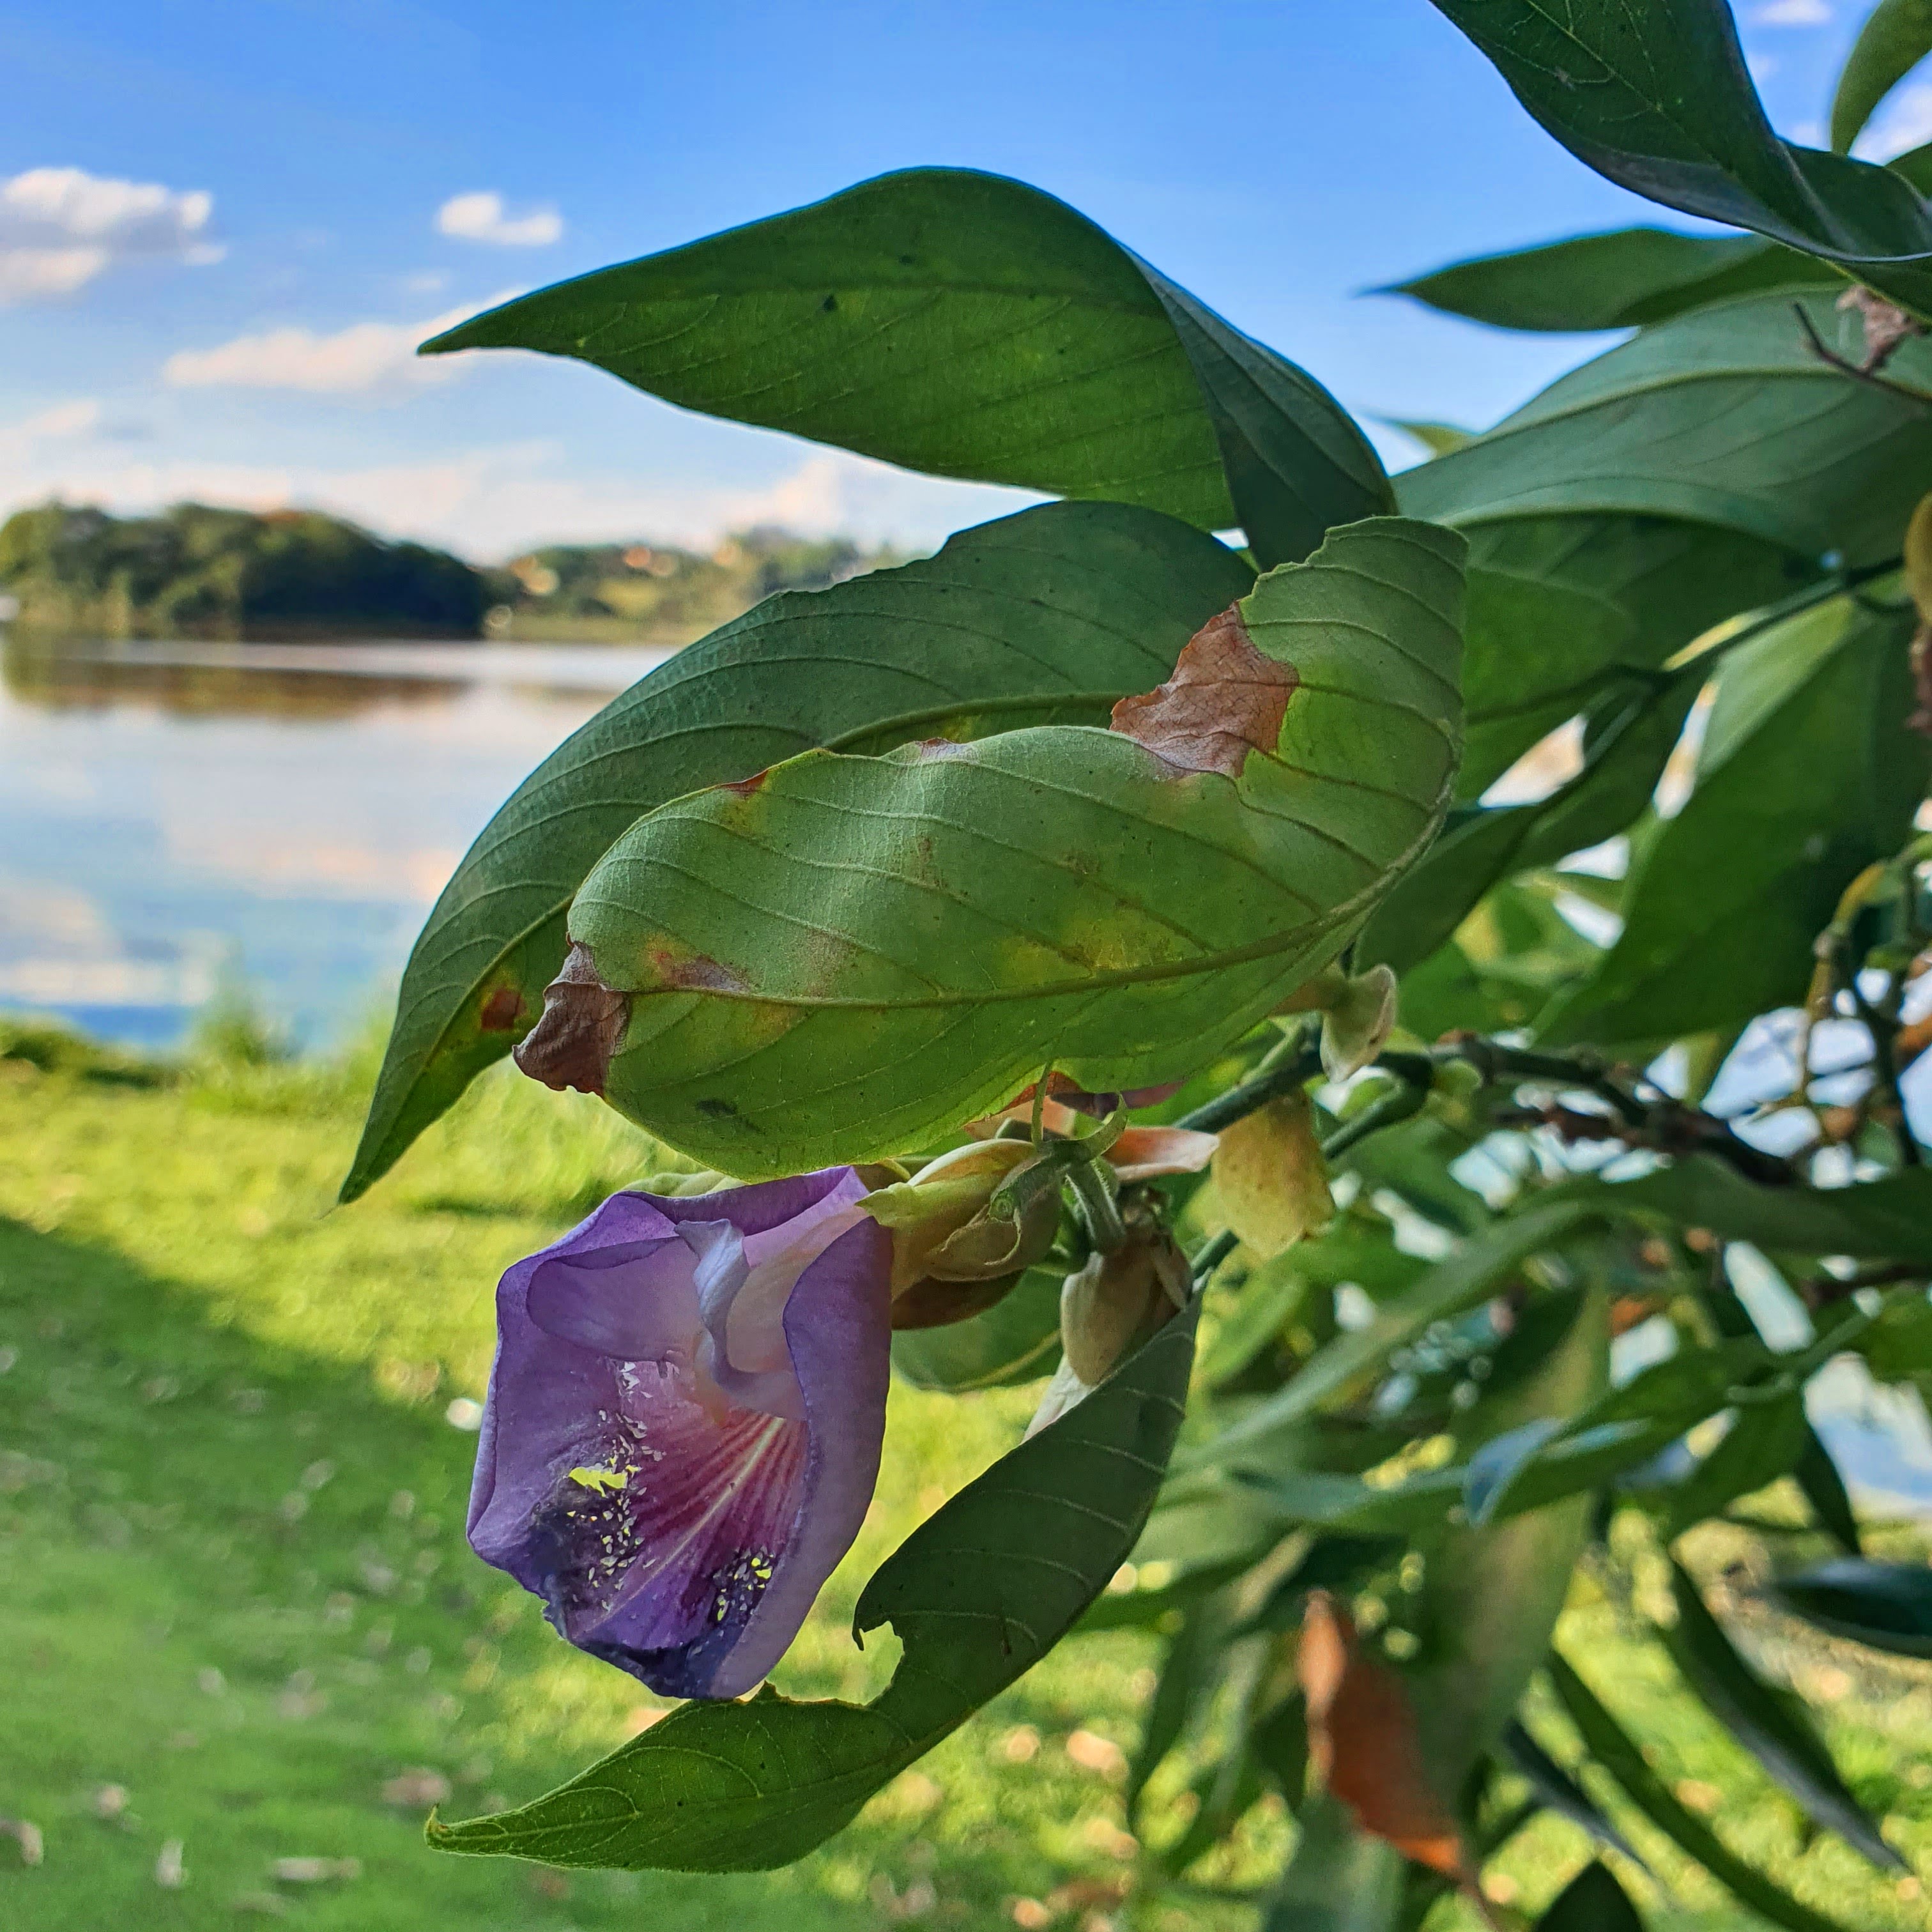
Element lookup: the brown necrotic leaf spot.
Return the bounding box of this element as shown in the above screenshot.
[1109,602,1295,778]
[513,942,629,1096]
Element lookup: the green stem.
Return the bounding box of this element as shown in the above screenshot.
[1175,1031,1321,1135]
[1319,1078,1428,1160]
[1064,1159,1127,1252]
[1190,1227,1239,1283]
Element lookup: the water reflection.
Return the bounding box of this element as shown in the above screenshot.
[0,635,672,1049]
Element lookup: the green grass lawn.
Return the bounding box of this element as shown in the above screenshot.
[1,1029,1928,1931]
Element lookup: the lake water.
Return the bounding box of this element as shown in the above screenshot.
[0,635,672,1050]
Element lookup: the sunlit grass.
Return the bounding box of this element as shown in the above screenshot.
[0,1029,1246,1930]
[1,1021,1928,1929]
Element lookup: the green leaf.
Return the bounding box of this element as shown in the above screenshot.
[1535,1861,1644,1931]
[1407,1285,1610,1798]
[1389,418,1476,455]
[1386,227,1830,333]
[424,169,1391,569]
[1128,1590,1236,1815]
[1547,1653,1863,1932]
[1189,1196,1606,1474]
[1597,1156,1932,1263]
[1659,1393,1811,1537]
[1660,1558,1904,1870]
[1262,1791,1406,1932]
[1399,293,1932,564]
[426,1298,1198,1871]
[1795,1433,1864,1558]
[1832,0,1932,155]
[1772,1557,1932,1658]
[1454,514,1802,803]
[1543,597,1931,1048]
[1500,1722,1653,1875]
[342,499,1254,1200]
[889,1265,1063,1392]
[1360,661,1706,972]
[1427,0,1932,315]
[1473,1338,1791,1526]
[572,518,1464,1175]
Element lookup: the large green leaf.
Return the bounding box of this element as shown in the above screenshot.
[1188,1197,1605,1475]
[1427,1,1932,315]
[1386,227,1829,333]
[1399,293,1932,564]
[427,1298,1197,1871]
[424,169,1391,569]
[1543,597,1930,1048]
[1547,1655,1863,1932]
[568,518,1464,1175]
[1407,1285,1609,1797]
[1454,514,1804,802]
[342,500,1253,1200]
[1262,1792,1406,1932]
[1833,0,1932,155]
[1660,1558,1904,1870]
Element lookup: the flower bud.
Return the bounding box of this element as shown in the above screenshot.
[1212,1091,1334,1259]
[863,1140,1061,1325]
[1027,1225,1190,1438]
[1058,1226,1191,1386]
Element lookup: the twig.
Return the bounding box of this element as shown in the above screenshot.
[1319,1076,1428,1160]
[1800,1261,1927,1310]
[1793,300,1932,408]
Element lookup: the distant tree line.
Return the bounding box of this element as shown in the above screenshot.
[481,526,907,643]
[0,502,908,642]
[0,503,486,638]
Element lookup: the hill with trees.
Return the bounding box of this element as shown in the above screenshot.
[0,502,905,642]
[481,527,904,642]
[0,502,487,639]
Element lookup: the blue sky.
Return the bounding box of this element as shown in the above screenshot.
[0,0,1922,560]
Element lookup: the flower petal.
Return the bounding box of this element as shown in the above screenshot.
[466,1172,892,1700]
[1108,1124,1218,1182]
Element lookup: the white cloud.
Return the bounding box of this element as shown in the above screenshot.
[436,191,562,247]
[0,397,102,468]
[1853,80,1932,159]
[1748,0,1830,23]
[161,295,516,397]
[0,167,220,305]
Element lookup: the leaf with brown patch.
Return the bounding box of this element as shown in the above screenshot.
[1109,604,1296,778]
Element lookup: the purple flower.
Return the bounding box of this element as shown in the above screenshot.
[467,1167,891,1700]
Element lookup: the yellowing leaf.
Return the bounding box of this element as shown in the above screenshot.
[1213,1092,1333,1259]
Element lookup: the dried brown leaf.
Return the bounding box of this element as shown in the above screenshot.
[512,943,629,1096]
[1297,1590,1469,1883]
[1109,604,1294,778]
